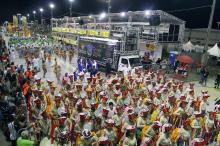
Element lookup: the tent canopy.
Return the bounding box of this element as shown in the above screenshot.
[207,43,220,57]
[182,41,195,52]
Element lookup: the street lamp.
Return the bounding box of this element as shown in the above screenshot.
[17,14,21,36]
[17,13,22,26]
[39,8,44,25]
[39,8,44,13]
[106,0,111,31]
[49,3,55,18]
[27,13,30,22]
[69,0,74,17]
[33,11,36,21]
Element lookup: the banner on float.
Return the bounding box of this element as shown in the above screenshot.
[145,43,156,51]
[88,30,97,36]
[52,27,109,38]
[100,31,109,38]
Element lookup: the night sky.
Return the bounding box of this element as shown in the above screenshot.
[1,0,220,28]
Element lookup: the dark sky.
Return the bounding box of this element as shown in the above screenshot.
[1,0,220,28]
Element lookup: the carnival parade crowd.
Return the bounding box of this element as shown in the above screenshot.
[1,37,220,146]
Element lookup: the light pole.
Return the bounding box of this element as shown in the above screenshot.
[27,13,30,22]
[17,13,21,36]
[33,11,36,21]
[202,0,216,65]
[205,0,216,50]
[39,8,44,25]
[107,0,111,17]
[49,3,55,18]
[69,0,74,17]
[107,0,111,35]
[49,3,55,27]
[17,13,21,26]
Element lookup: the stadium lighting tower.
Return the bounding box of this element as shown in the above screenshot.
[27,13,30,22]
[49,3,55,18]
[33,11,36,21]
[39,8,44,25]
[69,0,74,17]
[39,8,44,12]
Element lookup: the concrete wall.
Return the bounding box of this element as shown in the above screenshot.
[184,28,220,46]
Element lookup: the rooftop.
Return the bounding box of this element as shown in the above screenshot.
[52,10,185,25]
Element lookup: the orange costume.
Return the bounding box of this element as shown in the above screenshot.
[25,70,33,79]
[23,83,32,120]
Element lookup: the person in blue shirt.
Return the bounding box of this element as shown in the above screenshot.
[90,65,98,77]
[73,71,77,81]
[87,59,92,73]
[77,58,83,72]
[82,59,87,71]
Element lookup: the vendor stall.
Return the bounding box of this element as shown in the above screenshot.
[176,55,193,77]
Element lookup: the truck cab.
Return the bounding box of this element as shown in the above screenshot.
[118,55,142,72]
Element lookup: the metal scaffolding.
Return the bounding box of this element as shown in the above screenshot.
[51,10,185,48]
